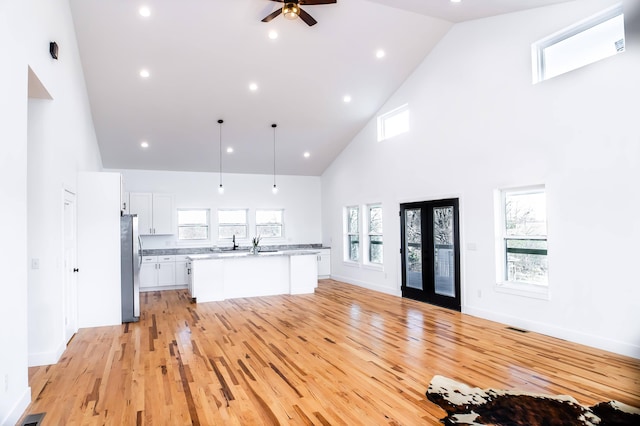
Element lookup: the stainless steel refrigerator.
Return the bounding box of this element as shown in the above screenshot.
[121,214,141,323]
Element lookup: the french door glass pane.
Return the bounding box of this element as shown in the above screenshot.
[405,209,422,290]
[433,207,455,297]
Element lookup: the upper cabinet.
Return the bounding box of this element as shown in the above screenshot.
[129,192,174,235]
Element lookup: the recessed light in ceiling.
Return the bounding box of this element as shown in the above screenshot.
[303,152,310,158]
[140,141,149,148]
[375,49,386,59]
[249,82,258,91]
[226,147,234,153]
[268,30,278,40]
[343,95,352,103]
[450,0,462,3]
[139,69,150,78]
[139,6,151,17]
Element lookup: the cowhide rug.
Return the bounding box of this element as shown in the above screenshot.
[426,375,640,425]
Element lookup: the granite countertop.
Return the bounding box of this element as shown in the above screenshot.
[143,244,329,257]
[186,249,320,261]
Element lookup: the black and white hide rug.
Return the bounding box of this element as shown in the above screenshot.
[426,375,640,426]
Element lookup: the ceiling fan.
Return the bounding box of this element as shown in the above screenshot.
[261,0,337,27]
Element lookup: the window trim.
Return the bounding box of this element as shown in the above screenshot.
[255,208,285,239]
[177,208,210,242]
[494,185,549,298]
[217,208,248,240]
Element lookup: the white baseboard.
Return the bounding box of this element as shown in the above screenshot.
[464,306,640,359]
[28,339,66,367]
[330,274,402,297]
[2,385,31,426]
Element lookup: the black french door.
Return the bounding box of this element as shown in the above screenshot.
[400,198,461,311]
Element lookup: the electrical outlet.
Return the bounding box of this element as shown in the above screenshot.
[4,373,8,392]
[31,258,40,270]
[477,289,482,298]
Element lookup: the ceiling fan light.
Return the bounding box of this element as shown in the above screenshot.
[283,3,300,20]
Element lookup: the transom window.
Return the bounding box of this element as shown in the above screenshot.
[178,209,210,241]
[500,187,548,285]
[218,209,247,239]
[532,5,625,83]
[377,104,409,141]
[256,209,284,238]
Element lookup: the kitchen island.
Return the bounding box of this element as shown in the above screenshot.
[187,250,318,303]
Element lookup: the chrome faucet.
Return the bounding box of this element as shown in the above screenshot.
[232,234,239,250]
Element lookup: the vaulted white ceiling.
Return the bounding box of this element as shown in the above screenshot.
[69,0,572,176]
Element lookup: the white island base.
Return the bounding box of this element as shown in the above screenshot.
[187,251,318,303]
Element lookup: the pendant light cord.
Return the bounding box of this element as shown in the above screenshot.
[272,123,277,188]
[218,119,223,187]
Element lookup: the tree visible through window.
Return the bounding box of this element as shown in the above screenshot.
[502,188,548,285]
[256,209,284,238]
[346,206,359,262]
[178,209,209,241]
[368,205,383,264]
[218,209,247,239]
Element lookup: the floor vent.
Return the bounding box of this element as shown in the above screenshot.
[506,326,529,333]
[21,412,45,426]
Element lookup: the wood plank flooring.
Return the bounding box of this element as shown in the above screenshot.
[21,279,640,425]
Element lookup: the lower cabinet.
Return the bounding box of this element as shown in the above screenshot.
[140,255,176,289]
[175,255,189,286]
[317,248,331,278]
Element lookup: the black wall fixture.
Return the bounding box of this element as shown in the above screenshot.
[49,41,58,60]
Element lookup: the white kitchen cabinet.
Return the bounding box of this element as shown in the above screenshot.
[140,256,158,289]
[175,255,190,286]
[140,255,176,289]
[129,192,174,235]
[317,248,331,278]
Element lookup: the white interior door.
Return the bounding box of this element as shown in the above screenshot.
[64,190,78,342]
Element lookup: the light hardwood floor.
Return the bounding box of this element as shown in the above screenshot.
[21,279,640,425]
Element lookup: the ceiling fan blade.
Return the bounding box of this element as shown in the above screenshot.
[300,0,336,5]
[261,8,283,23]
[298,8,318,26]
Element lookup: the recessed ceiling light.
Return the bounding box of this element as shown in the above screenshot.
[226,147,234,154]
[303,152,310,158]
[139,69,150,78]
[139,6,151,17]
[140,141,149,148]
[268,30,278,40]
[249,82,258,91]
[450,0,462,3]
[376,49,386,59]
[343,95,352,103]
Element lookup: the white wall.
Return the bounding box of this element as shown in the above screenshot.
[111,169,322,249]
[77,172,122,328]
[322,0,640,358]
[1,0,103,422]
[0,6,31,424]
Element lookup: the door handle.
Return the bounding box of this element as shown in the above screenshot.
[73,268,79,272]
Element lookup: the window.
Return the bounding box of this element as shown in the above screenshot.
[256,209,284,238]
[499,187,548,285]
[377,104,409,141]
[367,204,383,264]
[177,209,210,241]
[218,209,247,239]
[532,5,624,83]
[345,206,359,262]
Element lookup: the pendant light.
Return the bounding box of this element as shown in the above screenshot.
[218,119,224,194]
[271,123,278,194]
